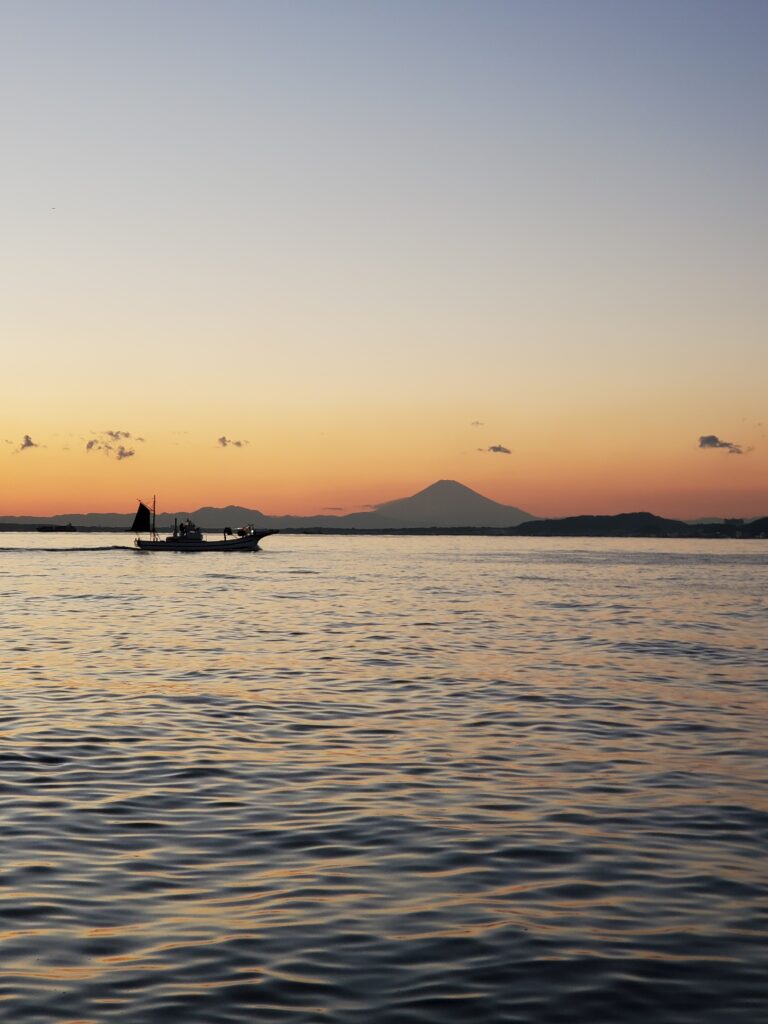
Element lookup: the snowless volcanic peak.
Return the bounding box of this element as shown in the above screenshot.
[375,479,533,528]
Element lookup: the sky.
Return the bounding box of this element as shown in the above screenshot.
[1,0,766,519]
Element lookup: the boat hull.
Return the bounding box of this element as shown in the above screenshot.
[136,531,275,552]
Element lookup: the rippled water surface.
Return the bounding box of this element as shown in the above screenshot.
[1,534,767,1023]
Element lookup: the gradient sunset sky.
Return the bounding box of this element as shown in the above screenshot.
[2,0,766,519]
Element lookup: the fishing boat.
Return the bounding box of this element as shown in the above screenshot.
[131,499,275,552]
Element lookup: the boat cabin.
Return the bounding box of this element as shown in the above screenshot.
[170,518,203,543]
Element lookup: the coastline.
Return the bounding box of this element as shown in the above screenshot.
[1,522,765,539]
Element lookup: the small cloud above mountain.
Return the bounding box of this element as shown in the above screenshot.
[218,436,249,448]
[478,444,511,455]
[698,434,749,455]
[16,434,39,453]
[86,429,140,460]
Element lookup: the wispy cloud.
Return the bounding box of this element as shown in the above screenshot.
[16,434,40,453]
[698,434,749,456]
[479,443,511,455]
[86,429,140,460]
[470,420,484,427]
[218,436,249,448]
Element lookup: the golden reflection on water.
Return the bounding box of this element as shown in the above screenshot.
[0,535,766,1021]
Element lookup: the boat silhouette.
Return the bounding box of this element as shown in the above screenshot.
[131,499,275,551]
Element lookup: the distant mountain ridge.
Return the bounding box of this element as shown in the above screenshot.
[2,485,766,536]
[0,480,535,531]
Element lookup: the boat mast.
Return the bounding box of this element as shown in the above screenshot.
[152,494,158,541]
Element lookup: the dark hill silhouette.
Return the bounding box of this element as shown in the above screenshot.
[375,479,533,528]
[511,511,692,537]
[2,486,766,536]
[744,516,768,537]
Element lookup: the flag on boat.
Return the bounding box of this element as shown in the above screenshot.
[131,502,152,532]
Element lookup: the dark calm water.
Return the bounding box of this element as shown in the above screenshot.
[1,534,766,1023]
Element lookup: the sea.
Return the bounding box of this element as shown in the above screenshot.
[0,533,766,1024]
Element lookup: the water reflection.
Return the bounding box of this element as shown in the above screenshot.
[0,536,766,1021]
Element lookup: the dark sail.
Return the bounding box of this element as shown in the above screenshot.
[130,502,152,532]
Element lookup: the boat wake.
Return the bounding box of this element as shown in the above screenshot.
[0,545,136,553]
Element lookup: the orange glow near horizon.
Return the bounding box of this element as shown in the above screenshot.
[1,4,766,524]
[2,362,767,519]
[2,411,766,520]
